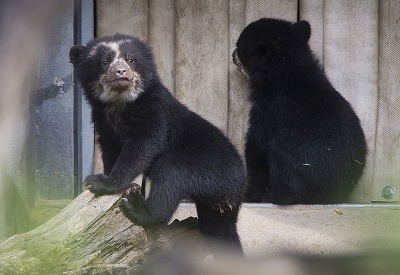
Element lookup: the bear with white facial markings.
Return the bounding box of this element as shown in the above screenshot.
[70,34,247,252]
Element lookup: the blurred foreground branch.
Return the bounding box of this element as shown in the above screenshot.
[0,191,202,274]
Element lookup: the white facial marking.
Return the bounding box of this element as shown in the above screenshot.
[88,39,131,57]
[107,42,121,66]
[90,39,145,104]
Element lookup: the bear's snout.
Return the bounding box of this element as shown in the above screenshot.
[114,66,127,77]
[232,48,238,65]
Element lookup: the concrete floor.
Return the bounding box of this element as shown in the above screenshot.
[172,203,400,257]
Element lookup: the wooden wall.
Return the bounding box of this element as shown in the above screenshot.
[95,0,400,203]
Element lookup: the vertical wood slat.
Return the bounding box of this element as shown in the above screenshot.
[372,1,400,202]
[228,0,247,155]
[175,0,229,132]
[299,0,324,62]
[96,0,148,40]
[323,0,379,202]
[148,0,175,94]
[245,0,298,23]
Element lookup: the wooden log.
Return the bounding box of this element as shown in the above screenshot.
[0,191,202,274]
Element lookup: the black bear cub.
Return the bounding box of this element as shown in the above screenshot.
[232,18,367,204]
[70,34,246,252]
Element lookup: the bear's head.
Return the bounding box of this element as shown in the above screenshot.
[232,18,311,77]
[70,34,158,104]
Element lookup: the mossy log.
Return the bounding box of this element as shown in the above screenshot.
[0,191,202,274]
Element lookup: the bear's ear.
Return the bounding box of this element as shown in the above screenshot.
[69,45,87,65]
[292,21,311,44]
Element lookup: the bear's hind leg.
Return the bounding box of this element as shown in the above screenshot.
[196,203,242,254]
[264,154,303,204]
[245,141,269,202]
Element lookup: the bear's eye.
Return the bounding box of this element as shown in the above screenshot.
[101,60,108,66]
[128,58,134,64]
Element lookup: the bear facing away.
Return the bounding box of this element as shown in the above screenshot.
[70,34,247,252]
[232,18,367,204]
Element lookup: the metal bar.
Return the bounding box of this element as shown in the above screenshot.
[73,0,94,197]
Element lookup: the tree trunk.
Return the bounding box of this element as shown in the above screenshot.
[0,191,201,274]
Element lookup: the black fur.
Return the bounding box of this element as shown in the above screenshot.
[233,19,367,204]
[70,34,246,252]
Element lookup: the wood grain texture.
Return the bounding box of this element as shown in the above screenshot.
[148,0,175,94]
[299,0,324,62]
[96,0,149,40]
[323,0,379,202]
[245,0,297,23]
[372,1,400,202]
[175,0,229,132]
[0,192,145,273]
[0,193,202,274]
[228,0,248,155]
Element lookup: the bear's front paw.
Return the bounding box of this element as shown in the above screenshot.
[120,184,147,223]
[120,183,143,208]
[83,174,118,196]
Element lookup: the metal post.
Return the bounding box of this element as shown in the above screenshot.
[73,0,94,197]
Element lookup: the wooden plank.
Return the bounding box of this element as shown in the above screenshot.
[148,0,175,94]
[228,0,248,155]
[96,0,148,40]
[173,203,400,256]
[175,0,229,132]
[323,1,379,202]
[299,0,324,62]
[245,0,298,23]
[372,1,400,202]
